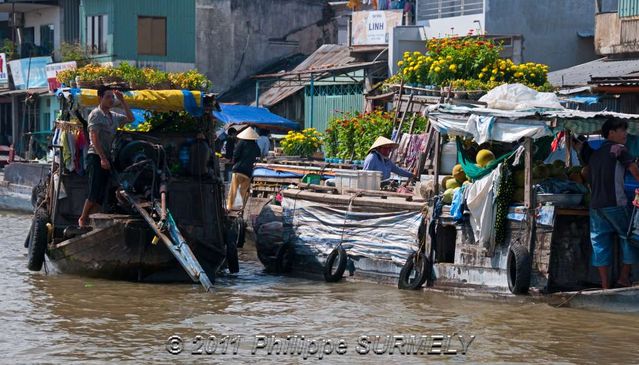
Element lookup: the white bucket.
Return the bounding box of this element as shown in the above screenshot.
[440,141,458,175]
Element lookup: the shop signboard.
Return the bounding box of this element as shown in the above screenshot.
[0,53,8,86]
[352,10,403,46]
[45,61,77,91]
[8,56,53,89]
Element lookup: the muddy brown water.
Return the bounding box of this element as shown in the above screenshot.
[1,209,638,364]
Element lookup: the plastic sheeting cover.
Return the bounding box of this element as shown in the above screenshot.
[76,89,202,113]
[282,197,421,265]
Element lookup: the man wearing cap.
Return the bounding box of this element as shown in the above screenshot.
[227,127,261,210]
[363,136,413,181]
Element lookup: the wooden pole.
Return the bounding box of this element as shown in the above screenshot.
[433,130,441,195]
[391,80,405,127]
[524,137,533,209]
[565,130,572,167]
[395,93,414,143]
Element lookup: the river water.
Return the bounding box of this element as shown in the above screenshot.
[1,209,639,364]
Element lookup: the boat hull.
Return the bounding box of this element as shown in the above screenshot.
[46,218,226,282]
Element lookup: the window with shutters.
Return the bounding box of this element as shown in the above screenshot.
[137,16,166,56]
[86,15,108,55]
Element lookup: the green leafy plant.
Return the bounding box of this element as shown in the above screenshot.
[121,110,204,133]
[60,42,90,67]
[324,109,428,160]
[118,62,146,88]
[0,40,16,60]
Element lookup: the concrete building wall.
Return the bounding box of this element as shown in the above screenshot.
[24,6,61,51]
[416,13,485,37]
[196,0,336,94]
[389,26,428,75]
[485,0,597,72]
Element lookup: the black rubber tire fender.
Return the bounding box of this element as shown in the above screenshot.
[398,251,430,290]
[226,239,240,274]
[275,242,295,274]
[507,244,532,295]
[236,218,246,249]
[323,246,347,282]
[27,210,49,271]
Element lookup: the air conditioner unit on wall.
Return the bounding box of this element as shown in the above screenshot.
[8,12,24,28]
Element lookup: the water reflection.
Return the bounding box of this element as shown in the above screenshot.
[2,210,639,363]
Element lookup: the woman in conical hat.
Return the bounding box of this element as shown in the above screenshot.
[227,127,261,210]
[363,136,413,181]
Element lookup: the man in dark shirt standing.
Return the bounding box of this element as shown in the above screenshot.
[583,119,639,289]
[226,127,261,210]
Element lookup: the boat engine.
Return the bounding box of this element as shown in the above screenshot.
[113,140,166,197]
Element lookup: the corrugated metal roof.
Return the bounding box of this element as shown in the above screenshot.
[255,44,358,107]
[0,88,50,96]
[548,57,639,87]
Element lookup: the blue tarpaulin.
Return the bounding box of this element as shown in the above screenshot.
[213,104,300,130]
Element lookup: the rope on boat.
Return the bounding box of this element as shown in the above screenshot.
[553,287,602,308]
[553,290,582,308]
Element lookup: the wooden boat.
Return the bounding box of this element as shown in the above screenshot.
[253,186,426,283]
[25,90,236,290]
[252,96,639,312]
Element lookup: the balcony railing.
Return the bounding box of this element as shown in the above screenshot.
[416,0,483,21]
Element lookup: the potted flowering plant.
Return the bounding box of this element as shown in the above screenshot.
[394,34,552,92]
[280,128,323,158]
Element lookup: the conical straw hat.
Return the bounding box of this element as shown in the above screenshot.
[368,136,398,153]
[237,127,259,140]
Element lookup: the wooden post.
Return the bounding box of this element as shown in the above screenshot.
[565,130,572,167]
[391,81,405,127]
[395,93,414,143]
[415,125,433,177]
[524,137,533,209]
[433,130,441,195]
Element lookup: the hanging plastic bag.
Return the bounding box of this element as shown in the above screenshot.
[232,189,244,210]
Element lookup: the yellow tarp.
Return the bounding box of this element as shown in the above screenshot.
[78,89,202,112]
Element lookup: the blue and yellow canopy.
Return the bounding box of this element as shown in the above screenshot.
[62,88,204,115]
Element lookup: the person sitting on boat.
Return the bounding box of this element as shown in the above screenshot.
[78,86,134,227]
[256,128,271,158]
[226,127,261,211]
[581,119,639,289]
[363,136,413,181]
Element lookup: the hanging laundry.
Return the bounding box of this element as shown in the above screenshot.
[74,130,88,175]
[64,130,76,172]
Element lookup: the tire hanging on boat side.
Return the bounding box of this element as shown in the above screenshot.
[323,246,347,282]
[235,218,246,249]
[398,251,430,290]
[27,209,49,271]
[507,244,531,294]
[226,237,240,274]
[275,242,295,273]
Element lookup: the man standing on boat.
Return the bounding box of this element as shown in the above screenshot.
[363,136,413,181]
[226,127,261,211]
[78,86,134,227]
[582,119,639,289]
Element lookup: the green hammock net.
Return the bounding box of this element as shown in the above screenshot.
[455,137,515,181]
